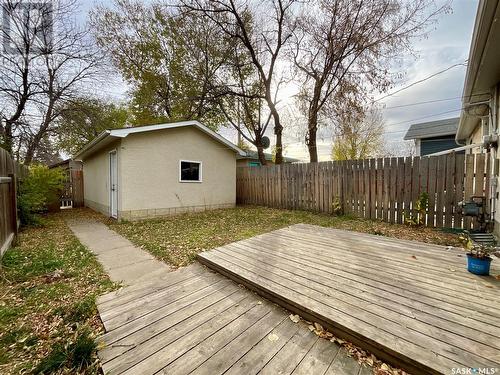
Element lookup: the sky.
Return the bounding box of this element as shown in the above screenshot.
[81,0,479,161]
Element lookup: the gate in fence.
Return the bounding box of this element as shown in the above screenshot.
[49,160,84,209]
[236,153,493,229]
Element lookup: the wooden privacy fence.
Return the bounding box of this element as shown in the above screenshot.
[236,153,492,229]
[59,167,84,208]
[0,148,28,257]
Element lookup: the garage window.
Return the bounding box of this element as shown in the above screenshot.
[179,160,202,182]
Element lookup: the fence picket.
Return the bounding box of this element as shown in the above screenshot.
[444,153,455,228]
[427,157,438,227]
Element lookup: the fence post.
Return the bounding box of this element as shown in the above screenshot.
[9,173,18,240]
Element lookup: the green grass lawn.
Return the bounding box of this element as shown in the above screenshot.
[0,214,117,374]
[108,205,463,268]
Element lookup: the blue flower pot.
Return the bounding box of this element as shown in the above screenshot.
[467,254,492,276]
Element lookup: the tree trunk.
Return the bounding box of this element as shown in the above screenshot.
[307,106,319,163]
[23,137,39,165]
[306,80,322,163]
[307,124,318,163]
[274,122,283,164]
[2,121,14,154]
[269,109,283,165]
[257,146,267,165]
[24,96,55,165]
[264,89,283,164]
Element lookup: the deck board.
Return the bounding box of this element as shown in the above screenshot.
[97,263,352,375]
[198,224,500,375]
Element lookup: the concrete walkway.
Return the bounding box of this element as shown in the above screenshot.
[68,220,171,285]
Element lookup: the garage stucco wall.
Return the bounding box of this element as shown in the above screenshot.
[82,140,122,216]
[119,126,236,220]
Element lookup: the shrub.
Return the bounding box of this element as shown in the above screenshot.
[406,192,429,226]
[17,165,64,225]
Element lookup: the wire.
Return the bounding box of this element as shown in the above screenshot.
[382,92,491,110]
[381,108,463,135]
[383,96,461,109]
[375,61,468,102]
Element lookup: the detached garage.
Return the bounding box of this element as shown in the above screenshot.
[74,120,245,221]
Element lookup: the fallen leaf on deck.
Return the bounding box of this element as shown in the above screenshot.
[289,314,300,323]
[314,322,323,331]
[495,275,500,280]
[308,325,315,331]
[268,333,279,342]
[411,255,417,259]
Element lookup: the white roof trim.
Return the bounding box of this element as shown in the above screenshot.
[74,120,245,160]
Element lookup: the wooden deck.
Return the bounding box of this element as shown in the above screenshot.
[96,263,365,375]
[198,224,500,375]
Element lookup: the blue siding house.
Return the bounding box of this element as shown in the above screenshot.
[404,118,461,156]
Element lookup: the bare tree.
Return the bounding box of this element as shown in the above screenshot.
[23,7,104,164]
[292,0,449,162]
[182,0,297,164]
[0,0,104,163]
[215,32,272,165]
[0,0,52,153]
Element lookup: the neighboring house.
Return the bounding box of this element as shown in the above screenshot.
[456,0,500,152]
[403,118,460,156]
[237,150,300,167]
[74,121,244,221]
[455,0,500,233]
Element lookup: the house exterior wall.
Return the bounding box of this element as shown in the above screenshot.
[466,83,500,236]
[118,126,236,220]
[469,124,483,153]
[82,140,122,216]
